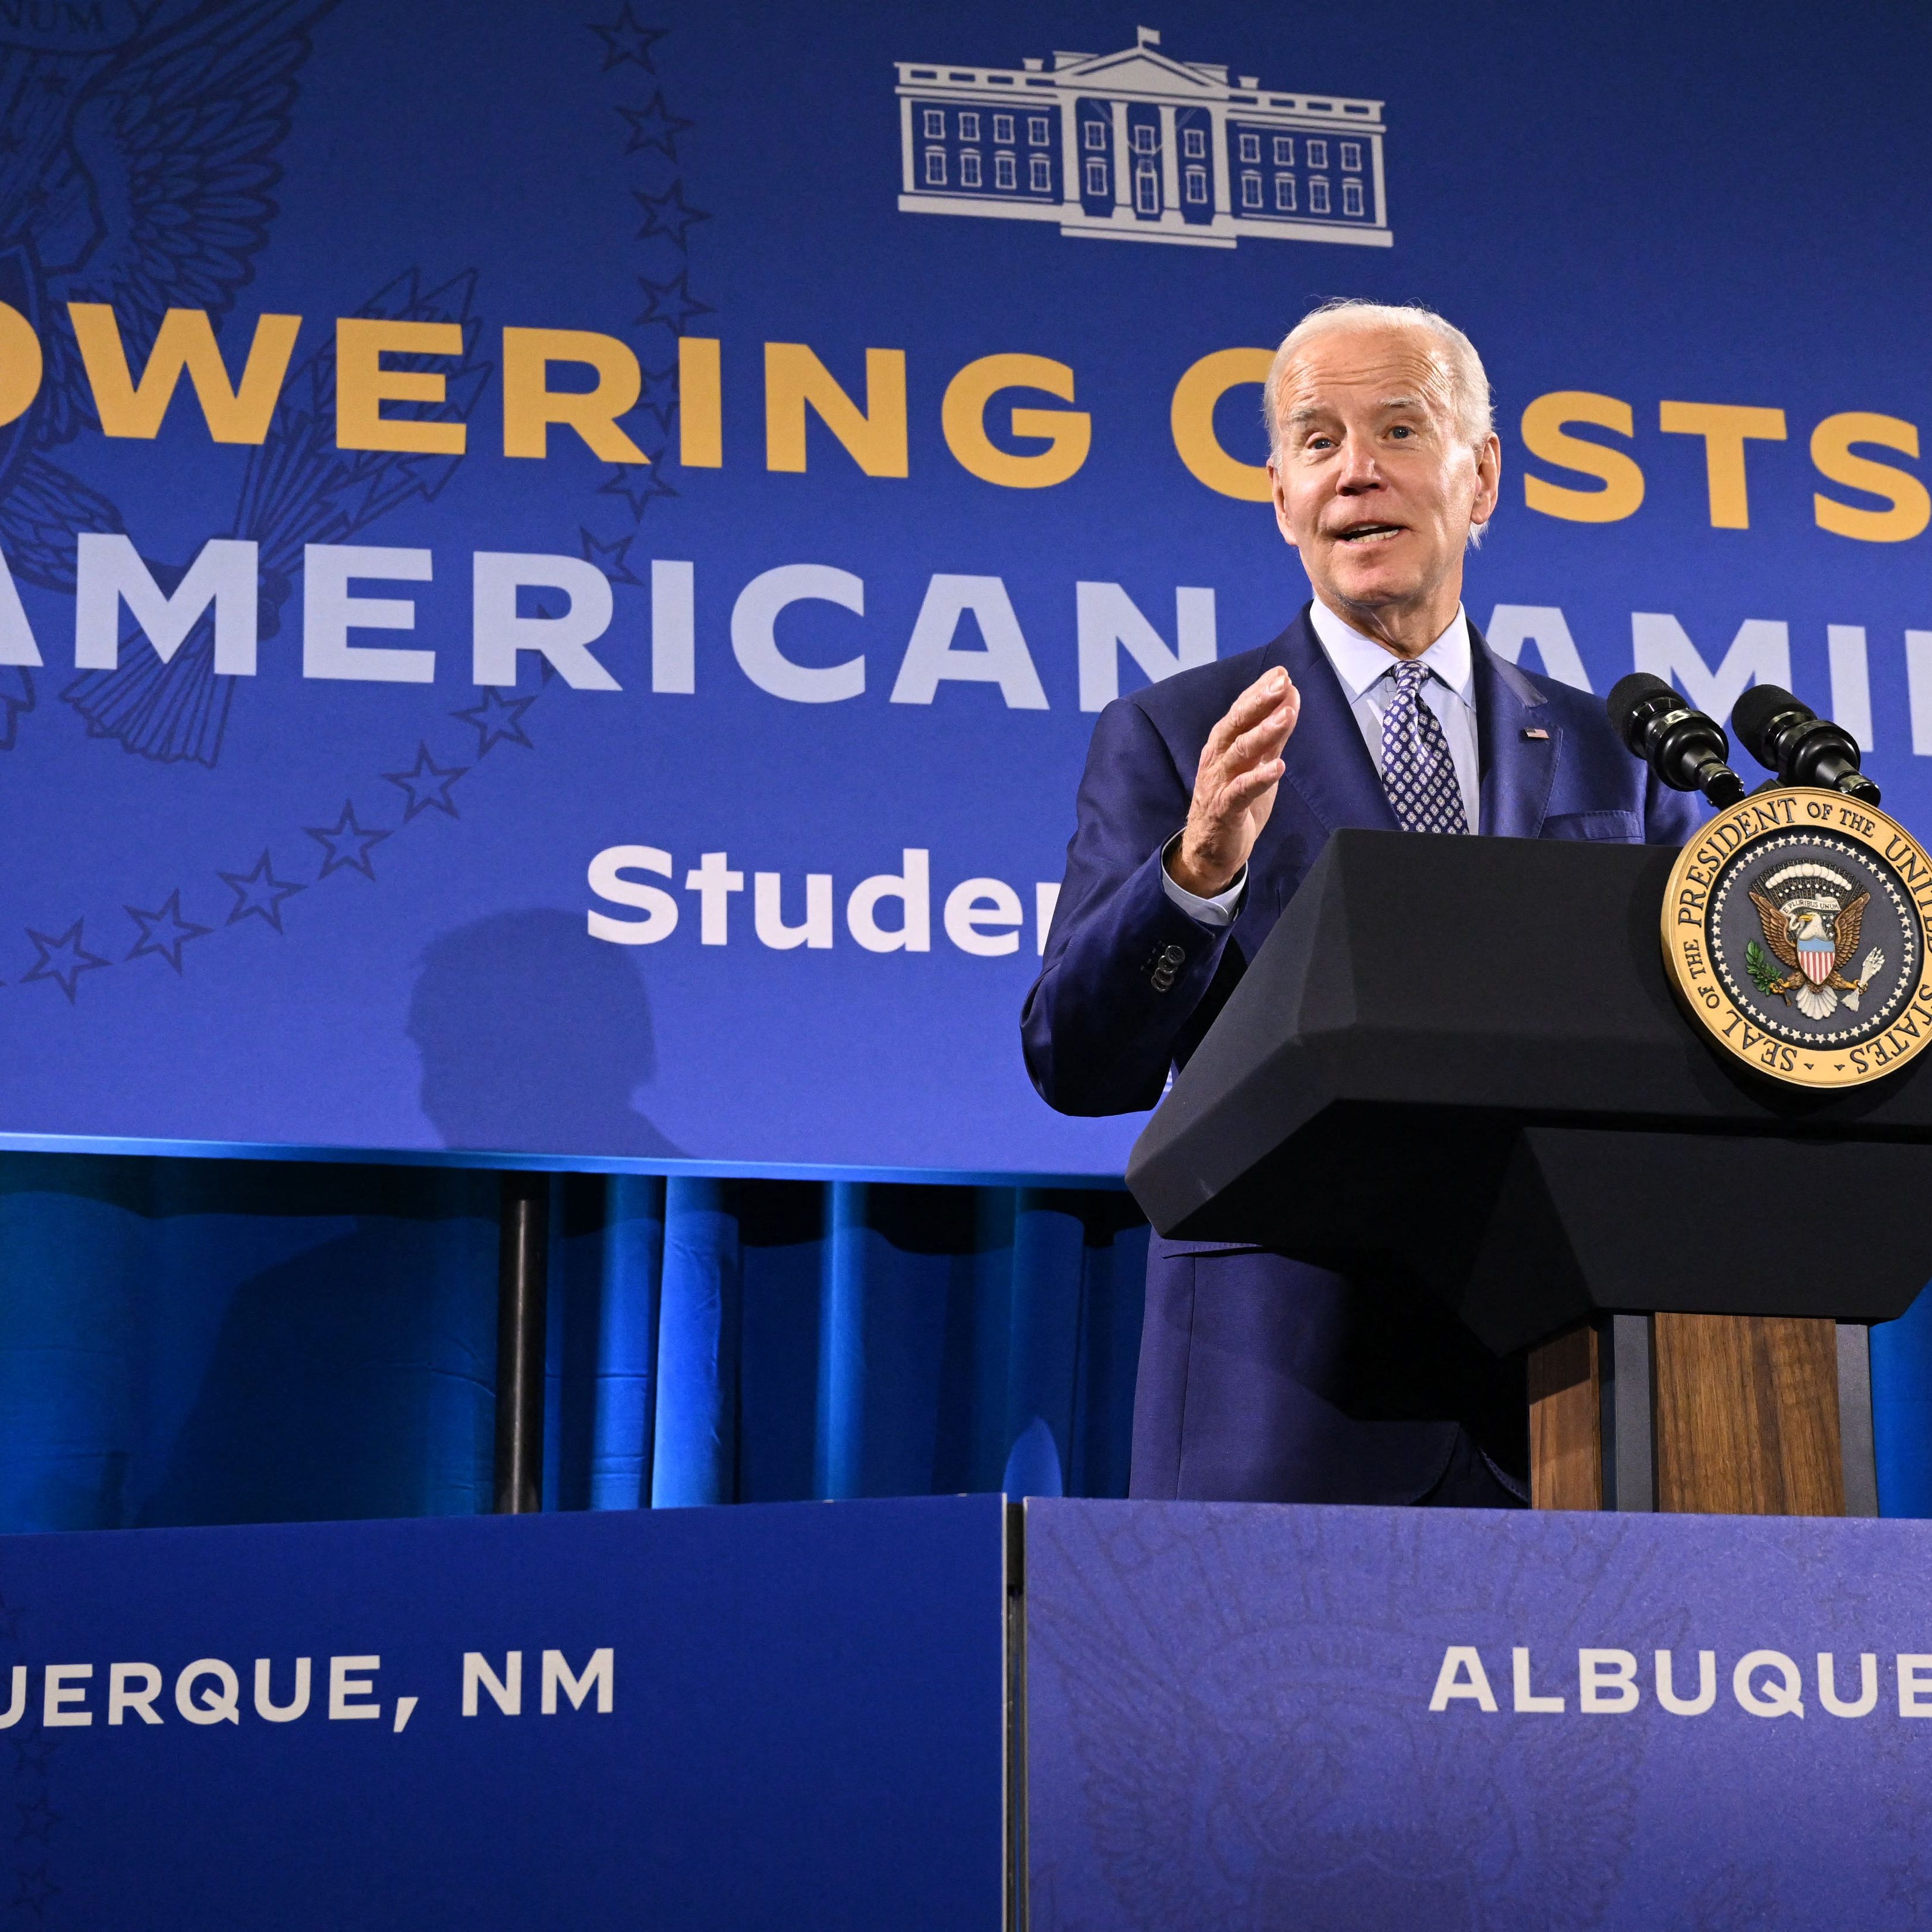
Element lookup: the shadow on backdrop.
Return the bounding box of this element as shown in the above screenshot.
[406,909,683,1158]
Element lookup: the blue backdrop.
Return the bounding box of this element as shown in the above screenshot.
[1,1,1930,1176]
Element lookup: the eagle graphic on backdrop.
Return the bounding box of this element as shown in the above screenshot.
[0,0,487,767]
[0,2,337,721]
[1748,860,1886,1021]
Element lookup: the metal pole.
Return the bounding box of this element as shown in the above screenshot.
[1838,1323,1879,1519]
[1598,1313,1656,1512]
[493,1172,549,1514]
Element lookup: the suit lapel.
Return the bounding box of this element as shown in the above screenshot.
[1474,624,1559,839]
[1269,608,1398,835]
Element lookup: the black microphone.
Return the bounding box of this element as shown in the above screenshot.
[1729,683,1882,806]
[1605,672,1747,807]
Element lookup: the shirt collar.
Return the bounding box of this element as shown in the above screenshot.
[1306,598,1475,709]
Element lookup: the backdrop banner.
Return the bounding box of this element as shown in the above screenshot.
[0,2,1927,1174]
[0,1496,1005,1929]
[1023,1500,1932,1928]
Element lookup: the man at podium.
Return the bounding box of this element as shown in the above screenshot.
[1022,300,1701,1509]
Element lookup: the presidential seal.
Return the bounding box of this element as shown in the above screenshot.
[1663,788,1932,1087]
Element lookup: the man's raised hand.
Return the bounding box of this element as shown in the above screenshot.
[1167,667,1300,897]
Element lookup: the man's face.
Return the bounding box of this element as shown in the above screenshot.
[1266,324,1500,620]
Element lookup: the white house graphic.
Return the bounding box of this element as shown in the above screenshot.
[895,26,1391,250]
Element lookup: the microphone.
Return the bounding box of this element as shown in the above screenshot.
[1729,684,1882,806]
[1605,673,1747,807]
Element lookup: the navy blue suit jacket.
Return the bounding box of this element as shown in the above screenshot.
[1022,606,1704,1505]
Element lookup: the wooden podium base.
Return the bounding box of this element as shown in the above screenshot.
[1528,1314,1878,1516]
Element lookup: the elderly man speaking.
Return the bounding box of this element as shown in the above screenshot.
[1023,300,1701,1509]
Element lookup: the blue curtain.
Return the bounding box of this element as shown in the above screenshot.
[2,1146,1928,1528]
[0,1156,1145,1533]
[1873,1297,1932,1517]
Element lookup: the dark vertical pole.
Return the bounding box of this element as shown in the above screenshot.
[1598,1313,1656,1512]
[1836,1321,1879,1519]
[494,1172,550,1514]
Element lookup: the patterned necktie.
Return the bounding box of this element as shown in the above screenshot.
[1378,658,1469,835]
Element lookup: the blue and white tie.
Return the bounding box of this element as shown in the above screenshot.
[1378,659,1469,836]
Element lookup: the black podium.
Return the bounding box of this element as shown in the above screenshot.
[1127,830,1932,1515]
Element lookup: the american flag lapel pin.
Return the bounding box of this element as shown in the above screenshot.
[1523,727,1550,740]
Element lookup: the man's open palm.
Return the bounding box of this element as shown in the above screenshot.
[1169,667,1300,897]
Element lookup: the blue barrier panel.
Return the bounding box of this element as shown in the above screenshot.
[1025,1500,1932,1927]
[0,1496,1005,1930]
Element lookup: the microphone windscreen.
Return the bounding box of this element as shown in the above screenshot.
[1730,683,1806,764]
[1606,671,1675,747]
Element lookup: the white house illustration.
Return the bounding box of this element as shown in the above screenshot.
[895,26,1390,250]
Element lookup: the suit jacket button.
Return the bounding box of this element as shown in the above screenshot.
[1161,944,1186,967]
[1151,966,1175,992]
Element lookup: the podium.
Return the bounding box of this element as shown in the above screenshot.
[1126,830,1932,1515]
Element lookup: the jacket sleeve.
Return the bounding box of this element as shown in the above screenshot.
[1641,764,1710,846]
[1021,697,1240,1116]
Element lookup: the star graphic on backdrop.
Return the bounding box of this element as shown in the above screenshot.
[635,270,713,334]
[450,687,536,757]
[621,416,672,469]
[12,1732,56,1774]
[304,802,392,881]
[633,179,709,248]
[591,3,662,70]
[217,852,304,933]
[124,892,212,973]
[383,744,466,821]
[637,361,679,437]
[16,1795,55,1844]
[618,91,693,159]
[10,1864,56,1916]
[22,921,106,1002]
[599,464,677,520]
[579,527,643,588]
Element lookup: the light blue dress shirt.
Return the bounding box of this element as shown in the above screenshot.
[1162,600,1482,928]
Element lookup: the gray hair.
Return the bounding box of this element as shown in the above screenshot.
[1262,299,1494,460]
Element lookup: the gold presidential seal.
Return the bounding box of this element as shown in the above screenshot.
[1663,788,1932,1087]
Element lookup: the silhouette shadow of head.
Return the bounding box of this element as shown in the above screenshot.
[406,909,683,1157]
